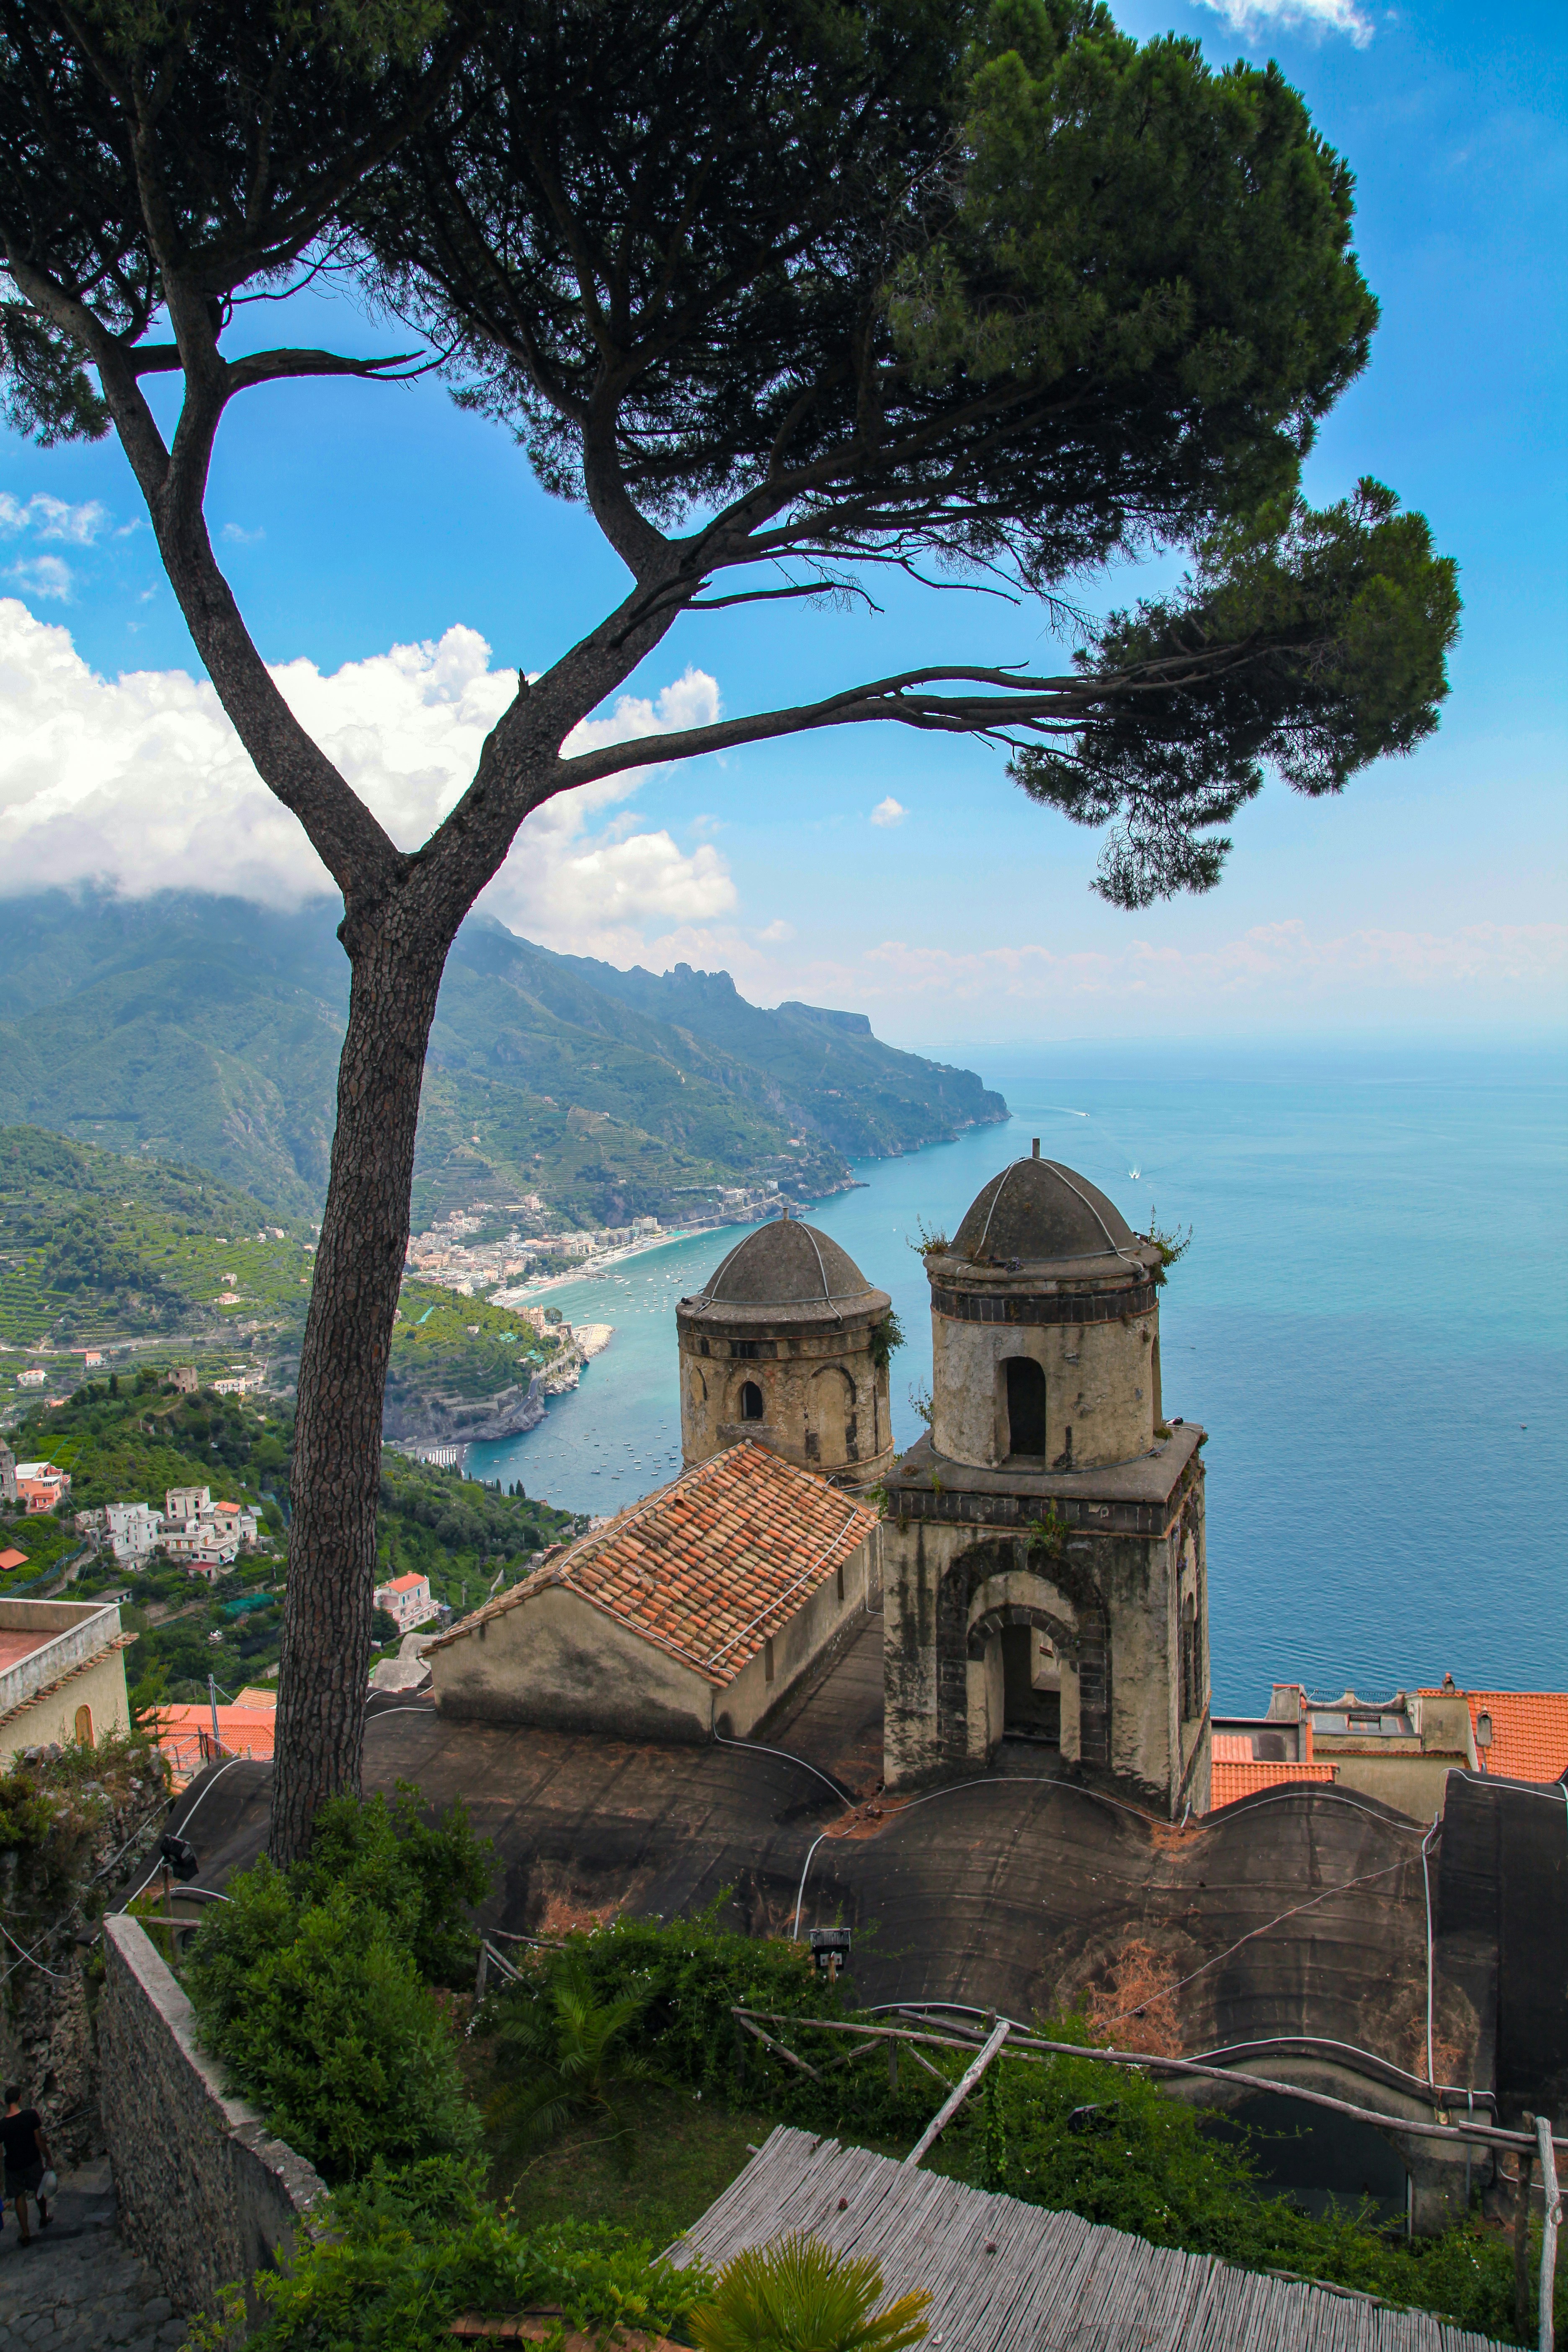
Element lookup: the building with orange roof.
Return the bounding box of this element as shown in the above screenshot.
[428,1440,878,1742]
[1419,1679,1568,1786]
[374,1568,438,1632]
[149,1694,276,1785]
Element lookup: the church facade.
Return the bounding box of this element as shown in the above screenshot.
[879,1150,1211,1818]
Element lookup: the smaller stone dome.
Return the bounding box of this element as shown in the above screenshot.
[687,1215,884,1321]
[951,1157,1138,1267]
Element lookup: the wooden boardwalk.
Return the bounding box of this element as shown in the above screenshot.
[673,2126,1508,2352]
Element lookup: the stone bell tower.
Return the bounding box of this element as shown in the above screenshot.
[676,1210,897,1489]
[881,1147,1210,1816]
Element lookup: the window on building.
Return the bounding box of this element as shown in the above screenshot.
[74,1703,94,1747]
[1004,1357,1047,1457]
[740,1380,765,1421]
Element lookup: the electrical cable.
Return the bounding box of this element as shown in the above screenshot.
[712,1730,851,1807]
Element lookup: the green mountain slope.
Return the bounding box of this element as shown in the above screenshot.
[0,1124,313,1350]
[554,951,1006,1157]
[0,892,1006,1226]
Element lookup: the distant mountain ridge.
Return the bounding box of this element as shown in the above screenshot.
[0,892,1006,1223]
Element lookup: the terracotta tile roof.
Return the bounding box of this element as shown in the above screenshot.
[1421,1689,1568,1785]
[151,1702,276,1761]
[430,1442,876,1689]
[1211,1758,1337,1808]
[1211,1733,1258,1762]
[0,1547,28,1572]
[383,1571,428,1596]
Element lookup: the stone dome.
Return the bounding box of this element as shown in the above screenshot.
[689,1215,883,1319]
[950,1157,1138,1268]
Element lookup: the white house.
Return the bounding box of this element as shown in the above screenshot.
[165,1525,239,1568]
[374,1571,439,1633]
[105,1502,161,1565]
[164,1486,211,1524]
[211,1499,259,1544]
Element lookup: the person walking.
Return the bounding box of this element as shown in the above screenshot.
[1,2088,52,2246]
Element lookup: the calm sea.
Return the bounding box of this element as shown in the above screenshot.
[469,1041,1567,1713]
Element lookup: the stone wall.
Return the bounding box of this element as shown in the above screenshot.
[98,1916,324,2320]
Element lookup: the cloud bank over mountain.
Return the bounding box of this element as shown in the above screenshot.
[0,600,733,957]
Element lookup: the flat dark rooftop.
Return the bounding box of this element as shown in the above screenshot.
[171,1612,1455,2080]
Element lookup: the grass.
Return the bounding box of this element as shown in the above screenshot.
[464,2036,774,2249]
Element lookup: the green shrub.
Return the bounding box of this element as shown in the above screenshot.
[193,2158,710,2352]
[184,1786,493,2178]
[492,1924,1550,2345]
[288,1782,493,1986]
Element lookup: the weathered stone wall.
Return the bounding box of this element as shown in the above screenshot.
[924,1267,1159,1473]
[678,1312,894,1485]
[432,1581,714,1740]
[98,1916,324,2321]
[719,1533,873,1739]
[882,1450,1210,1816]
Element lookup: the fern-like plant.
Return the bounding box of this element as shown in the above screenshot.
[689,2234,931,2352]
[485,1950,659,2173]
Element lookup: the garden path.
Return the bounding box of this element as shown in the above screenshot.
[0,2156,188,2352]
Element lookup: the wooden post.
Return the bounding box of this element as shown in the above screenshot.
[904,2017,1011,2169]
[1538,2115,1561,2352]
[887,2039,900,2094]
[1517,2120,1538,2343]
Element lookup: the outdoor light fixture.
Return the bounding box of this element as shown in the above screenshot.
[160,1832,200,1882]
[809,1926,851,1982]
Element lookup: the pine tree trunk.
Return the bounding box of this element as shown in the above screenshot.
[268,913,446,1865]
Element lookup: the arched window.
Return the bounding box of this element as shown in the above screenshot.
[74,1703,94,1748]
[1004,1357,1047,1457]
[739,1380,765,1421]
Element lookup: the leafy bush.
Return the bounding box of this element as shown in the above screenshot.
[490,1924,1551,2344]
[185,1787,493,2178]
[193,2158,711,2352]
[690,2235,930,2352]
[487,1948,660,2172]
[285,1782,493,1986]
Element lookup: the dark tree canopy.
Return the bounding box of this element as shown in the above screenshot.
[0,0,1460,1852]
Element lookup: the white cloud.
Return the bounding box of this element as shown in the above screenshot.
[870,794,906,828]
[8,556,72,600]
[1194,0,1373,45]
[0,601,735,947]
[221,523,266,546]
[0,493,108,544]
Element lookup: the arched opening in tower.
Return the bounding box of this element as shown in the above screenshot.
[1002,1625,1062,1745]
[1004,1356,1046,1458]
[739,1380,765,1422]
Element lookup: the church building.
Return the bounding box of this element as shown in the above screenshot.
[880,1150,1211,1817]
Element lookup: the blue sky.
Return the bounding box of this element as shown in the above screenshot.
[0,0,1562,1047]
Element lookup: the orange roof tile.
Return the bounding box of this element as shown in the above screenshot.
[1421,1689,1568,1785]
[431,1442,876,1689]
[0,1547,28,1572]
[1211,1758,1337,1808]
[1211,1733,1258,1762]
[383,1571,429,1595]
[150,1703,276,1759]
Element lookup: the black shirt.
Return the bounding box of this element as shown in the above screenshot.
[0,2110,41,2170]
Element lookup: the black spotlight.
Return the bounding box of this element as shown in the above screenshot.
[159,1832,200,1883]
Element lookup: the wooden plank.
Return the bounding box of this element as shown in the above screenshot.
[904,2016,1011,2168]
[1539,2115,1561,2352]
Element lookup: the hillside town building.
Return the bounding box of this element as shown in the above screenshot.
[0,1597,134,1764]
[15,1460,70,1513]
[1212,1676,1568,1810]
[374,1570,439,1633]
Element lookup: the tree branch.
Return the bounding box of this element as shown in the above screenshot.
[550,657,1253,789]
